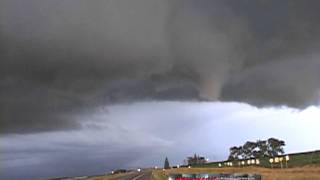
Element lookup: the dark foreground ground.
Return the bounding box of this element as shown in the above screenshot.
[85,170,152,180]
[81,165,320,180]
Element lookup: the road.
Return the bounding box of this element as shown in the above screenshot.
[109,170,152,180]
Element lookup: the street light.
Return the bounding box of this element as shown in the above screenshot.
[279,157,284,168]
[285,155,290,161]
[269,158,274,168]
[285,155,290,168]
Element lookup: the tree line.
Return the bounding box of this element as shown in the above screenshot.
[228,138,285,160]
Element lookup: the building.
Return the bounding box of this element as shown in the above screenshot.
[187,154,207,165]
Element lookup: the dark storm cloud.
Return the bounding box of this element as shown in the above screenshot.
[1,0,320,133]
[220,1,320,107]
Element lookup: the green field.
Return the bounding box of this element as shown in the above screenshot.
[194,150,320,169]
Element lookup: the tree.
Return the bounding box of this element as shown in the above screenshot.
[267,138,285,157]
[228,146,242,160]
[164,157,170,169]
[227,138,286,160]
[256,140,268,157]
[242,141,258,159]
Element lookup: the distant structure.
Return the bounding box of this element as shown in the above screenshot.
[187,154,207,165]
[164,157,170,169]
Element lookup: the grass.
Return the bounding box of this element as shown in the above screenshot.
[173,150,320,180]
[195,150,320,169]
[151,170,168,180]
[85,172,135,180]
[164,166,320,180]
[80,165,320,180]
[72,150,320,180]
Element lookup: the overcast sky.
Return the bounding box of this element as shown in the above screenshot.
[1,0,320,180]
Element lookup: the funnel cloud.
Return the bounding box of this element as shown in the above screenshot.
[1,0,320,133]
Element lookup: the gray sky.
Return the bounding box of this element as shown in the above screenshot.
[1,0,320,179]
[2,102,320,180]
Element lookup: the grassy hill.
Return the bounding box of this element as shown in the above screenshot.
[161,166,320,180]
[194,150,320,169]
